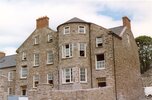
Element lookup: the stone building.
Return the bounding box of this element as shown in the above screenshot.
[14,16,144,100]
[0,52,16,96]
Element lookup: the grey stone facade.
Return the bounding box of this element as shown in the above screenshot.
[13,16,144,99]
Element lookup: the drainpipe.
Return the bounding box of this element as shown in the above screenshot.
[88,23,93,88]
[111,31,118,100]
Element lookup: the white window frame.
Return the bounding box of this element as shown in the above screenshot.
[20,66,27,78]
[47,34,53,42]
[62,44,73,58]
[33,75,39,88]
[62,68,73,84]
[8,87,12,95]
[47,51,53,64]
[22,52,26,60]
[64,26,70,34]
[95,54,105,70]
[34,53,39,66]
[78,43,86,57]
[34,36,39,45]
[96,37,103,47]
[79,68,87,83]
[47,73,53,84]
[8,71,13,81]
[78,25,86,34]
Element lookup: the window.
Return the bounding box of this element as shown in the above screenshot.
[47,73,53,85]
[47,51,53,64]
[8,88,12,95]
[34,36,39,45]
[78,26,85,33]
[79,43,86,57]
[22,52,26,60]
[34,53,39,66]
[127,34,130,45]
[79,68,87,83]
[96,37,103,47]
[8,71,13,81]
[21,85,27,96]
[62,44,73,58]
[33,75,39,88]
[96,54,105,70]
[97,77,106,87]
[62,68,73,83]
[21,66,27,78]
[47,34,53,42]
[64,26,70,34]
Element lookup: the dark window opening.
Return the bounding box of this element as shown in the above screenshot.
[98,82,106,87]
[80,51,85,56]
[97,54,104,61]
[48,80,53,84]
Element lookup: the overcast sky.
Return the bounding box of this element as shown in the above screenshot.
[0,0,152,55]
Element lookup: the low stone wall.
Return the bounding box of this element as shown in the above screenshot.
[28,84,115,100]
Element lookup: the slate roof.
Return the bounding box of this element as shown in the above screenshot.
[109,26,125,37]
[0,54,16,69]
[64,17,87,24]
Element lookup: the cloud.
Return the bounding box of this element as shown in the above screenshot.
[0,0,152,55]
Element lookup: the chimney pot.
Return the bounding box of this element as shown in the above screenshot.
[0,52,5,58]
[122,16,131,30]
[36,16,49,29]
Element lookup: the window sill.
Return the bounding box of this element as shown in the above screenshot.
[62,57,72,60]
[80,81,87,84]
[20,77,27,80]
[62,82,74,85]
[96,68,105,71]
[33,65,39,67]
[46,63,53,65]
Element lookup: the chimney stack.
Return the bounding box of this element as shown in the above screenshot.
[0,52,5,58]
[122,16,131,30]
[36,16,49,29]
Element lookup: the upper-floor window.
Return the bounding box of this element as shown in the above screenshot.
[79,68,87,83]
[21,66,27,78]
[33,75,39,88]
[96,37,103,47]
[62,68,73,84]
[47,34,53,43]
[97,77,106,87]
[34,36,39,45]
[96,54,105,70]
[8,71,14,81]
[62,44,73,58]
[64,26,70,34]
[47,51,53,64]
[78,26,85,34]
[34,53,39,66]
[78,43,86,57]
[47,73,53,85]
[22,52,26,61]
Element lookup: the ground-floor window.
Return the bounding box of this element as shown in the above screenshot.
[97,77,106,87]
[21,85,27,96]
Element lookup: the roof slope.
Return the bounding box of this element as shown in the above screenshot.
[64,17,87,24]
[109,26,125,37]
[0,55,16,69]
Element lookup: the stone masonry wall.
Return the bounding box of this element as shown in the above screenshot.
[28,84,115,100]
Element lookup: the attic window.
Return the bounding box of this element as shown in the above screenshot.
[64,26,70,34]
[34,36,39,45]
[96,37,103,47]
[47,34,53,43]
[78,26,85,34]
[22,52,26,61]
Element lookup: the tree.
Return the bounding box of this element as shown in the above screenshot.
[135,35,152,74]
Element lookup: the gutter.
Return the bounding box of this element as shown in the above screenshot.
[88,23,93,88]
[111,31,118,100]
